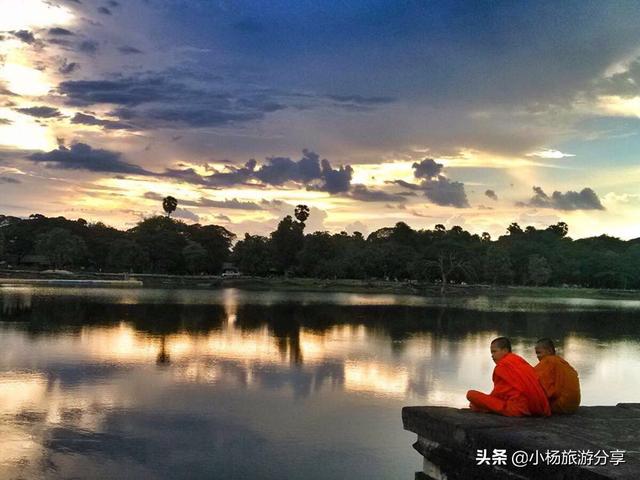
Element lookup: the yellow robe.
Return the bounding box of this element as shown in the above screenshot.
[534,355,580,414]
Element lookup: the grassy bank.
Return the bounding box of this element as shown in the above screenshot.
[3,269,640,299]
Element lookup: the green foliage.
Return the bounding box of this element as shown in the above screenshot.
[528,254,551,286]
[107,239,149,272]
[3,211,640,290]
[35,228,87,269]
[183,241,208,274]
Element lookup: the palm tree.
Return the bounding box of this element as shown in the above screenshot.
[162,196,178,217]
[294,204,310,224]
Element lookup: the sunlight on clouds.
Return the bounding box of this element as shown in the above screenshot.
[351,161,414,186]
[0,0,75,31]
[0,63,52,96]
[0,108,58,150]
[597,95,640,117]
[526,149,575,159]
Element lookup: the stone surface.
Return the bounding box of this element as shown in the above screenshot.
[402,404,640,479]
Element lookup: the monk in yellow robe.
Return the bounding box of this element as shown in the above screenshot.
[534,338,580,414]
[467,337,551,417]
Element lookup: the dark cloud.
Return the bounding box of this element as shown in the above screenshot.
[15,106,62,118]
[48,28,74,36]
[0,118,11,125]
[203,159,256,187]
[58,76,195,107]
[114,106,263,128]
[347,184,406,202]
[520,186,605,211]
[412,158,443,179]
[173,207,199,222]
[118,45,143,54]
[255,150,322,185]
[422,176,470,208]
[107,0,120,6]
[27,143,151,175]
[57,73,287,129]
[388,159,469,207]
[12,30,36,44]
[162,150,352,193]
[327,95,395,105]
[98,6,112,15]
[71,112,133,130]
[485,189,498,201]
[319,159,353,193]
[59,61,80,75]
[0,176,21,184]
[78,40,98,54]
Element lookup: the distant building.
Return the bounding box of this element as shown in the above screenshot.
[221,262,241,277]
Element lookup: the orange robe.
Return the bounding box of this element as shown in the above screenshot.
[467,352,551,417]
[535,355,580,414]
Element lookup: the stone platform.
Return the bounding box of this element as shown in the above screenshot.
[402,404,640,479]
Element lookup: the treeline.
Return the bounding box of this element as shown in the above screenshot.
[2,209,640,289]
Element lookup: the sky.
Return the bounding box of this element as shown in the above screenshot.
[1,0,640,239]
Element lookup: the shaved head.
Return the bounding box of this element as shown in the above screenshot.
[536,338,556,354]
[491,337,512,352]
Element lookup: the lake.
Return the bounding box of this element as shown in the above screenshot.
[1,287,640,479]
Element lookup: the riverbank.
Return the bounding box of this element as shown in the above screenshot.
[2,269,640,299]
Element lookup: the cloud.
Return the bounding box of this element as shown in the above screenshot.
[389,159,470,207]
[15,106,62,118]
[48,28,74,36]
[98,6,112,15]
[519,186,605,211]
[0,118,11,125]
[118,45,143,54]
[172,207,199,222]
[143,192,264,210]
[347,184,405,202]
[422,176,470,208]
[319,159,353,193]
[11,30,36,44]
[59,60,80,75]
[526,149,575,159]
[0,176,21,184]
[327,94,395,106]
[58,76,194,107]
[255,150,322,185]
[159,150,354,194]
[412,158,443,179]
[27,143,152,175]
[71,112,133,130]
[485,189,498,201]
[78,40,99,54]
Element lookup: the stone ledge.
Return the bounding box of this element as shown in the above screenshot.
[402,405,640,479]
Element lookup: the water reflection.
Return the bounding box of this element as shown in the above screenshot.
[0,287,639,479]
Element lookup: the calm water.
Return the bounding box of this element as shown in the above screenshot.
[1,287,640,480]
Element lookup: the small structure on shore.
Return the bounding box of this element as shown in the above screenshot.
[403,405,639,479]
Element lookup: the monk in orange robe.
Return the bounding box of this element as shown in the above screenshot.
[467,337,551,417]
[534,338,580,414]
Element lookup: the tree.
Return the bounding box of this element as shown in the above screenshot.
[546,222,569,238]
[35,228,87,269]
[294,204,310,224]
[162,196,178,217]
[232,234,273,276]
[183,241,208,274]
[507,222,523,235]
[528,254,551,286]
[271,215,305,274]
[106,239,149,272]
[484,246,513,285]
